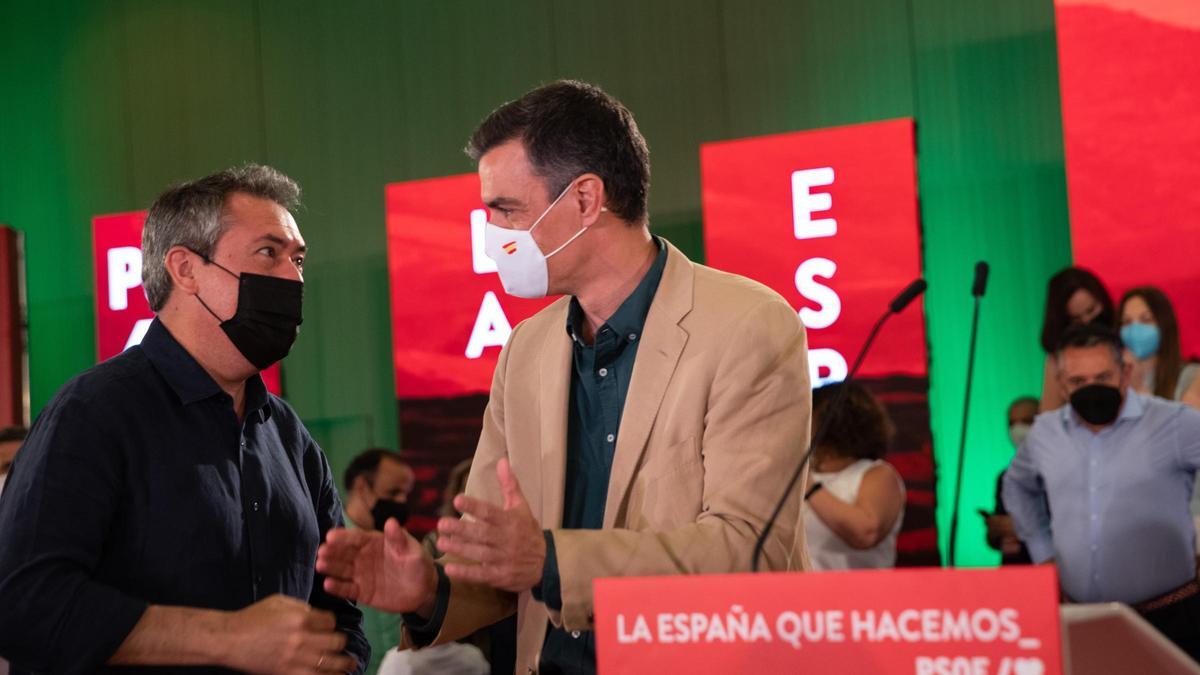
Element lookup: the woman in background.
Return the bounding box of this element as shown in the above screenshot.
[804,382,906,570]
[1118,286,1200,407]
[1118,286,1200,563]
[1038,267,1116,411]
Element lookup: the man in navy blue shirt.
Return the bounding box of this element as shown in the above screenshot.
[0,165,368,674]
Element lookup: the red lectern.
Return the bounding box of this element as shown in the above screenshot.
[595,567,1063,674]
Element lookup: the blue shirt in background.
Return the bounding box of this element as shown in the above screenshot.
[1003,390,1200,604]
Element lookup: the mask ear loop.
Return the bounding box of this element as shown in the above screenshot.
[194,293,227,323]
[531,181,608,260]
[544,224,589,259]
[527,181,576,235]
[182,246,237,323]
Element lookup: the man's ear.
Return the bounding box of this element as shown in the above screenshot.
[574,173,608,227]
[352,475,371,501]
[163,246,201,295]
[1056,362,1071,400]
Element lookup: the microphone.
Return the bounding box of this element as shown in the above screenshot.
[971,262,989,298]
[889,279,928,314]
[948,261,988,566]
[751,277,927,572]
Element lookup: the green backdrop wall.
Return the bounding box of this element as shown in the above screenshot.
[0,0,1071,566]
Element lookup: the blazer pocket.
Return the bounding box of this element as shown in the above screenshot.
[638,436,704,527]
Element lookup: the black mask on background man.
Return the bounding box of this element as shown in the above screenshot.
[371,499,410,531]
[1069,384,1122,426]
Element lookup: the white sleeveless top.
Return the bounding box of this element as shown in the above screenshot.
[805,459,904,571]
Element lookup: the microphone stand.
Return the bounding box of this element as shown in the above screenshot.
[751,279,926,572]
[947,262,988,567]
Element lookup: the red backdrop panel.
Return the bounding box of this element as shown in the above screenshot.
[701,118,926,381]
[0,227,25,427]
[386,174,554,399]
[1056,1,1200,355]
[700,119,939,566]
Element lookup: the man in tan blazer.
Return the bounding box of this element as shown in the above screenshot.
[318,80,811,674]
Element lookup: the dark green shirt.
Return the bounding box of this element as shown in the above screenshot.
[536,237,667,674]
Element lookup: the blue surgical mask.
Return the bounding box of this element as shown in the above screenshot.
[1120,322,1160,360]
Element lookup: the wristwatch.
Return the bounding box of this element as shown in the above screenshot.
[805,482,824,501]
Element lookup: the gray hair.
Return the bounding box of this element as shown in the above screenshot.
[142,164,300,311]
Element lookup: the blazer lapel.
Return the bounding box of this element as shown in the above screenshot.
[603,243,695,527]
[538,303,572,530]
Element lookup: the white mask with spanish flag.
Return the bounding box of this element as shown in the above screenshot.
[484,181,588,299]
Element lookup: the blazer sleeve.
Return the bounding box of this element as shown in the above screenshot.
[550,297,811,630]
[397,320,522,649]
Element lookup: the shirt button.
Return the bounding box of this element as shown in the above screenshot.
[571,631,581,639]
[598,368,608,377]
[606,434,615,443]
[629,333,638,341]
[252,500,260,512]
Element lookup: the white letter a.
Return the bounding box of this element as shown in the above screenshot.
[465,291,512,359]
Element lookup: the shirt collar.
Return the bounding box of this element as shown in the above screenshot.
[565,236,667,345]
[140,318,271,421]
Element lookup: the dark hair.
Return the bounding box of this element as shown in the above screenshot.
[1040,267,1115,353]
[466,80,651,224]
[812,382,894,461]
[1120,286,1183,399]
[1055,322,1123,364]
[143,164,300,311]
[1008,393,1036,415]
[342,448,405,492]
[0,426,27,443]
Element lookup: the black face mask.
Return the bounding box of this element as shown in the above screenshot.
[191,252,304,370]
[1069,384,1123,426]
[371,499,410,531]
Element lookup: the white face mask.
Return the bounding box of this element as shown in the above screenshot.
[1009,422,1032,449]
[484,181,588,299]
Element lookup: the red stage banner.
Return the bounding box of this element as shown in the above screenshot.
[700,118,940,565]
[595,567,1063,674]
[1056,0,1200,355]
[91,212,282,394]
[701,118,926,385]
[386,174,554,399]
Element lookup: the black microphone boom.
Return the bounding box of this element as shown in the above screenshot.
[751,277,927,572]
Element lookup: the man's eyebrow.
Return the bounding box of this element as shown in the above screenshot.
[485,197,520,209]
[254,234,307,254]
